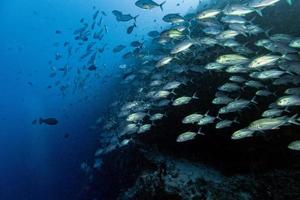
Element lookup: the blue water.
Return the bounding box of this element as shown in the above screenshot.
[0,0,201,199]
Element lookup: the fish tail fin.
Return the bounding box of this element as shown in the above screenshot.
[284,107,291,113]
[189,78,194,84]
[186,21,192,36]
[163,112,168,117]
[133,15,139,22]
[265,27,273,37]
[192,92,199,99]
[159,1,166,11]
[39,118,43,124]
[147,110,151,116]
[204,110,209,116]
[233,117,240,124]
[197,127,205,135]
[288,114,300,125]
[255,9,263,17]
[251,96,258,104]
[171,89,177,95]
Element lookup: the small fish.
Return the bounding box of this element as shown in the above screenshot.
[196,9,221,20]
[172,93,199,106]
[215,118,239,129]
[152,90,174,99]
[223,4,257,16]
[126,112,147,122]
[212,96,233,105]
[137,124,151,133]
[163,13,185,24]
[127,23,137,34]
[255,89,275,97]
[39,118,58,125]
[162,81,183,90]
[170,40,194,54]
[135,0,166,11]
[182,114,203,124]
[248,55,281,68]
[93,10,99,20]
[198,114,216,126]
[249,0,281,9]
[217,54,249,65]
[205,62,226,71]
[262,108,288,118]
[155,56,173,68]
[231,129,254,140]
[113,45,126,53]
[248,115,299,131]
[88,65,97,71]
[176,129,204,142]
[150,113,166,121]
[148,30,160,38]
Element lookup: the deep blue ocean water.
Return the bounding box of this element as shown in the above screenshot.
[0,0,201,199]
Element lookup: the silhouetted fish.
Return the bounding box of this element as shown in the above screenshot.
[39,118,58,125]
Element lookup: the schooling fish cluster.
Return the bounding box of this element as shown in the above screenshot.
[92,0,300,168]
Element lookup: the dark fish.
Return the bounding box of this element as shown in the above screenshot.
[73,24,88,35]
[39,118,58,125]
[112,10,122,17]
[98,34,104,41]
[101,11,107,16]
[131,40,142,47]
[63,41,69,47]
[55,53,62,60]
[64,133,70,138]
[148,30,160,38]
[123,52,133,59]
[55,30,62,34]
[88,64,97,71]
[91,21,96,30]
[67,46,72,57]
[88,52,97,65]
[98,17,103,26]
[127,23,136,34]
[98,44,106,53]
[135,0,166,11]
[80,50,93,59]
[112,10,138,22]
[93,10,99,20]
[113,45,126,53]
